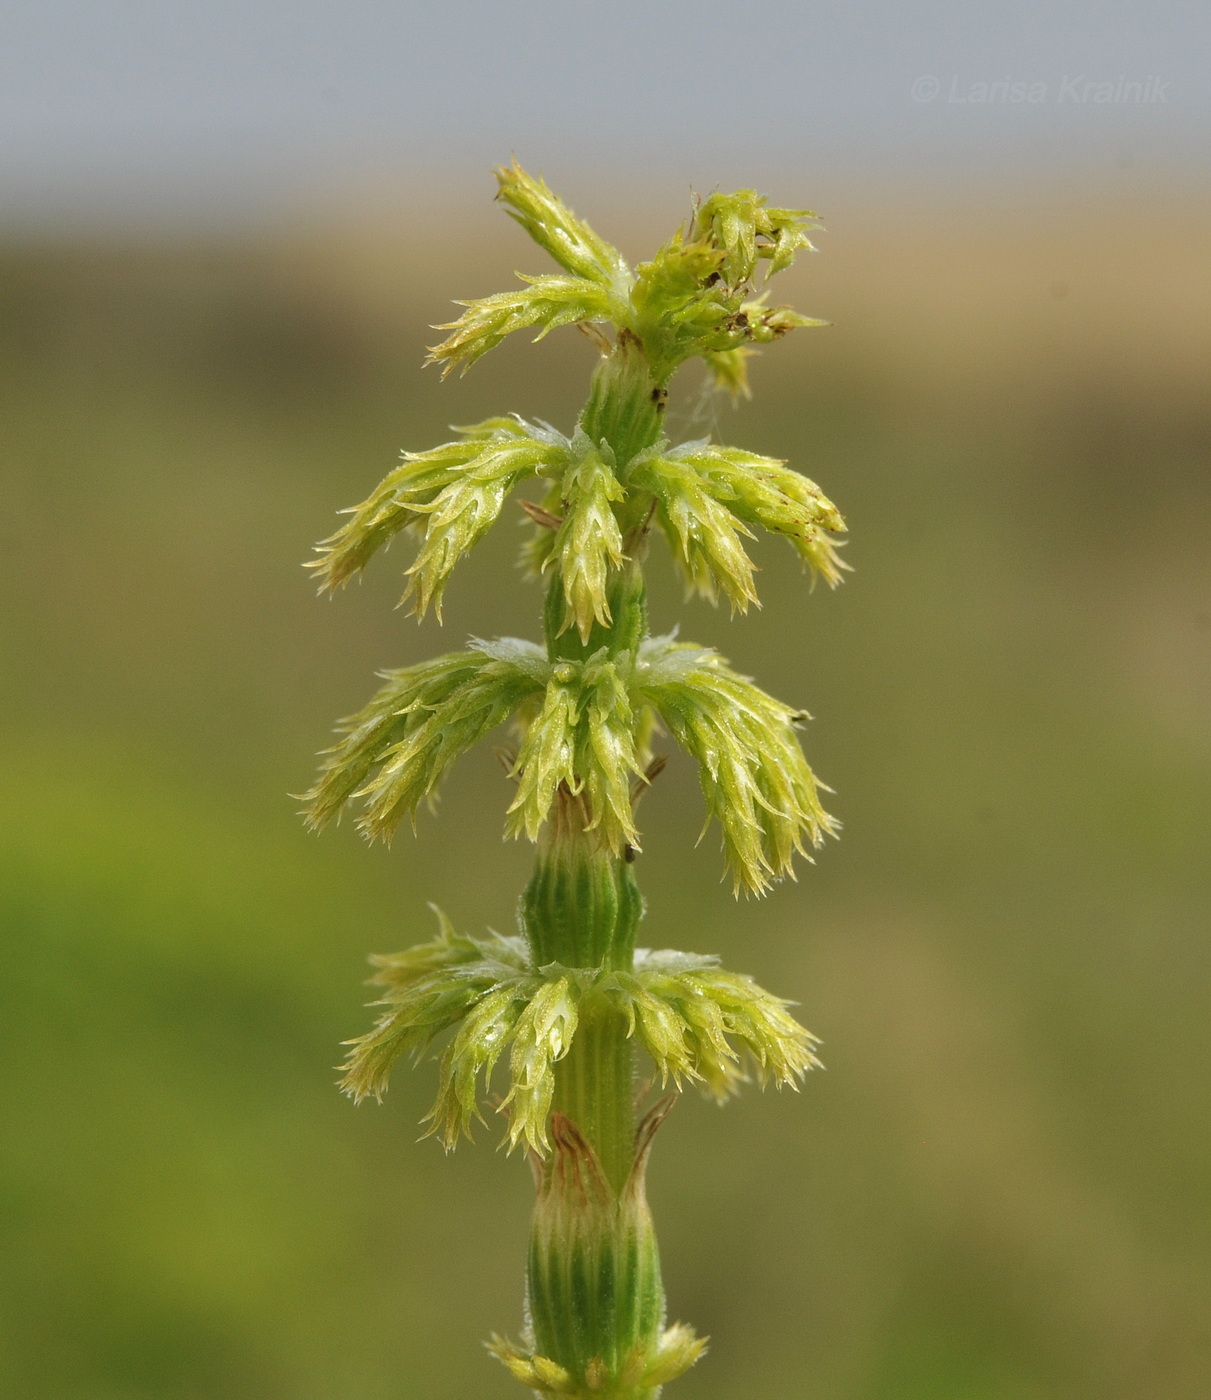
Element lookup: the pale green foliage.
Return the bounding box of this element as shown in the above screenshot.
[642,1324,710,1388]
[403,431,562,620]
[634,636,838,893]
[309,417,567,618]
[508,674,580,835]
[305,628,835,883]
[302,639,548,838]
[626,185,823,380]
[620,949,822,1099]
[338,909,575,1156]
[311,408,634,629]
[508,652,644,853]
[694,190,819,284]
[574,658,644,849]
[500,977,580,1153]
[631,440,847,603]
[487,1323,705,1398]
[486,1337,578,1396]
[312,162,846,1400]
[426,970,582,1157]
[339,909,529,1104]
[521,422,846,622]
[494,159,627,287]
[424,161,825,389]
[629,449,760,610]
[427,987,525,1147]
[628,232,736,382]
[429,275,622,376]
[341,913,818,1158]
[629,196,827,382]
[739,298,827,343]
[702,346,756,401]
[679,442,847,583]
[551,433,626,640]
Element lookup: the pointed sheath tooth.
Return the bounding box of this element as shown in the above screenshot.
[530,1355,577,1393]
[524,1111,668,1390]
[644,1322,710,1385]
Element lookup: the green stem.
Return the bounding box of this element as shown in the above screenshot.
[544,559,649,664]
[522,836,642,1191]
[580,331,666,469]
[517,315,684,1394]
[522,835,661,1388]
[523,839,643,972]
[551,1010,636,1195]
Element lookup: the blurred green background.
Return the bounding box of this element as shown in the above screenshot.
[1,189,1209,1400]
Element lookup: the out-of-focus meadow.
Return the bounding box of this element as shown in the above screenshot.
[1,189,1208,1400]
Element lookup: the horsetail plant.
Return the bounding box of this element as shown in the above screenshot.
[304,161,846,1398]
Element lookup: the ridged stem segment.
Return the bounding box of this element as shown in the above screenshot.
[522,835,642,1189]
[525,1111,667,1397]
[510,335,673,1392]
[579,333,666,471]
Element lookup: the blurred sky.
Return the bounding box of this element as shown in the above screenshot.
[2,0,1208,231]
